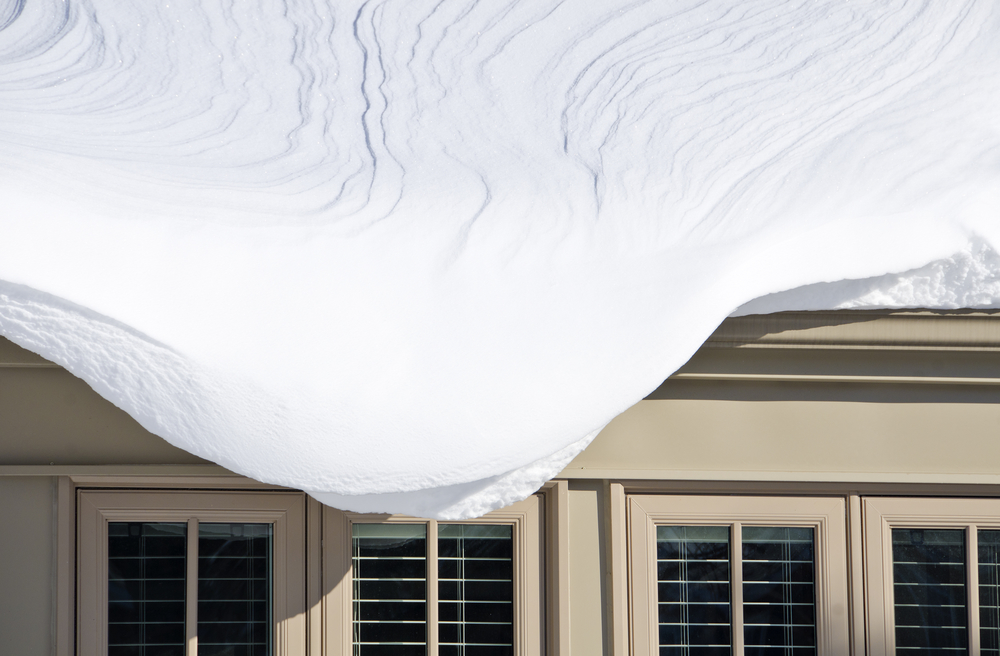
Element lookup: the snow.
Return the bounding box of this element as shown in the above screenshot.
[734,238,1000,316]
[1,0,999,518]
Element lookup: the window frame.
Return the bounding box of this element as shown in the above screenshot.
[862,496,1000,656]
[322,494,545,655]
[76,489,307,656]
[626,494,851,656]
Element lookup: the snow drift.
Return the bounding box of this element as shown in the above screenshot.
[1,0,998,517]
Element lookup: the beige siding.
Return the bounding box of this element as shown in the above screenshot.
[0,338,205,465]
[0,477,54,656]
[566,396,1000,480]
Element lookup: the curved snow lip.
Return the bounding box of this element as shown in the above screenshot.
[0,278,600,519]
[0,280,275,469]
[0,277,609,510]
[309,429,599,520]
[733,238,1000,317]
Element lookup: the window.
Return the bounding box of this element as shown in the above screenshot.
[77,490,306,656]
[322,495,544,656]
[863,496,1000,656]
[627,495,850,656]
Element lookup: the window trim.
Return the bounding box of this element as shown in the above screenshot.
[862,496,1000,656]
[59,475,565,656]
[76,489,306,656]
[626,494,851,655]
[323,494,545,655]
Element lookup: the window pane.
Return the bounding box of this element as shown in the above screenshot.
[353,524,427,656]
[980,530,1000,656]
[198,523,272,656]
[108,522,187,656]
[892,529,968,655]
[656,525,732,656]
[438,524,514,656]
[742,526,816,656]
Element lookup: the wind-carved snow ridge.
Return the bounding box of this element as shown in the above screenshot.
[1,0,999,518]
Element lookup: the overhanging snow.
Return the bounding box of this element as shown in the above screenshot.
[1,0,998,517]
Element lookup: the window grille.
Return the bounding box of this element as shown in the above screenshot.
[108,523,187,656]
[198,523,273,656]
[653,526,817,656]
[352,524,428,656]
[981,531,1000,656]
[629,495,846,656]
[656,525,732,655]
[742,527,816,656]
[351,523,515,656]
[439,524,514,656]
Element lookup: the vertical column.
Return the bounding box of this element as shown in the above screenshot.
[847,495,865,656]
[307,498,323,656]
[428,520,439,656]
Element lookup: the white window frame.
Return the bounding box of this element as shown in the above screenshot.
[76,489,307,656]
[626,494,851,656]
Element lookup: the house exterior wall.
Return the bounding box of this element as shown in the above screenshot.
[0,337,205,466]
[0,477,54,656]
[567,310,1000,484]
[1,309,998,655]
[569,396,1000,481]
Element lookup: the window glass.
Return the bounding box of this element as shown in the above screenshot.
[653,525,819,656]
[892,528,968,655]
[352,524,427,656]
[981,530,1000,656]
[439,524,514,656]
[742,527,816,656]
[656,525,732,656]
[199,523,273,656]
[108,522,187,656]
